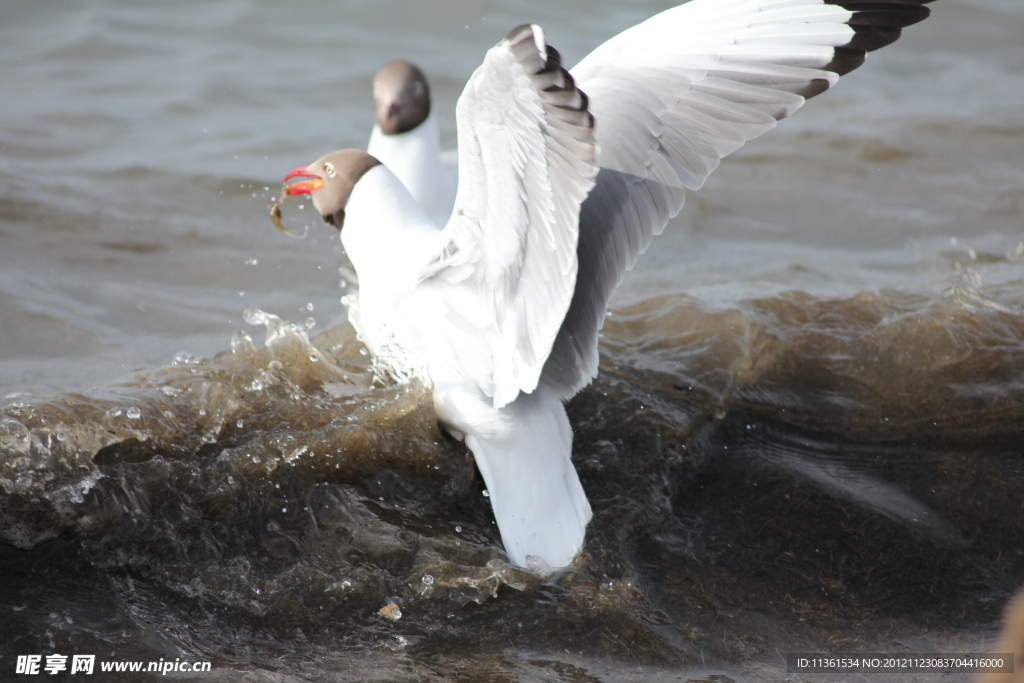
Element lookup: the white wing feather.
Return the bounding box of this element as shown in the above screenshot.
[416,25,598,410]
[541,0,933,396]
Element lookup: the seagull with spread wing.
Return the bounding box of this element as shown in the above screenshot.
[281,0,934,569]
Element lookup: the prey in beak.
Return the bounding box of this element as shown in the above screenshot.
[268,166,324,237]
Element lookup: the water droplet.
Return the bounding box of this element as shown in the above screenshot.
[309,354,319,363]
[422,574,434,587]
[125,407,141,419]
[482,490,490,497]
[231,330,254,352]
[245,258,258,266]
[304,317,316,329]
[455,526,462,533]
[281,507,287,513]
[242,308,269,326]
[161,385,179,397]
[106,407,122,418]
[236,419,244,428]
[252,455,261,464]
[305,302,314,311]
[226,476,235,485]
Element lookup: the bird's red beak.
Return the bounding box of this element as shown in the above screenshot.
[282,166,323,195]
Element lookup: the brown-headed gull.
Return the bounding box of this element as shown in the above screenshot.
[367,61,457,227]
[282,0,933,570]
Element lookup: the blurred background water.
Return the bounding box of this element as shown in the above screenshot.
[2,1,1023,681]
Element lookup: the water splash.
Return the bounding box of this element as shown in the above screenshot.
[2,292,1023,678]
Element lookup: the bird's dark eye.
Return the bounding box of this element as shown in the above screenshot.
[324,162,336,178]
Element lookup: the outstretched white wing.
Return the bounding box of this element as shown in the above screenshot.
[541,0,934,395]
[416,24,598,409]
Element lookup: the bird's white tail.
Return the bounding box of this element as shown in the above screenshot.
[465,388,592,569]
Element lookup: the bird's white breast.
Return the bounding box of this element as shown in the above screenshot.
[341,165,443,378]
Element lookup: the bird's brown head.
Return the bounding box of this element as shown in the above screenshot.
[373,61,431,135]
[283,149,381,230]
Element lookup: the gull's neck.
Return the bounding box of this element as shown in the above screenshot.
[341,164,441,279]
[367,111,452,226]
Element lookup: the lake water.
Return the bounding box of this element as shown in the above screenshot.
[2,1,1023,681]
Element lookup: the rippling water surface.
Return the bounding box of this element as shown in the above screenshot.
[2,1,1024,681]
